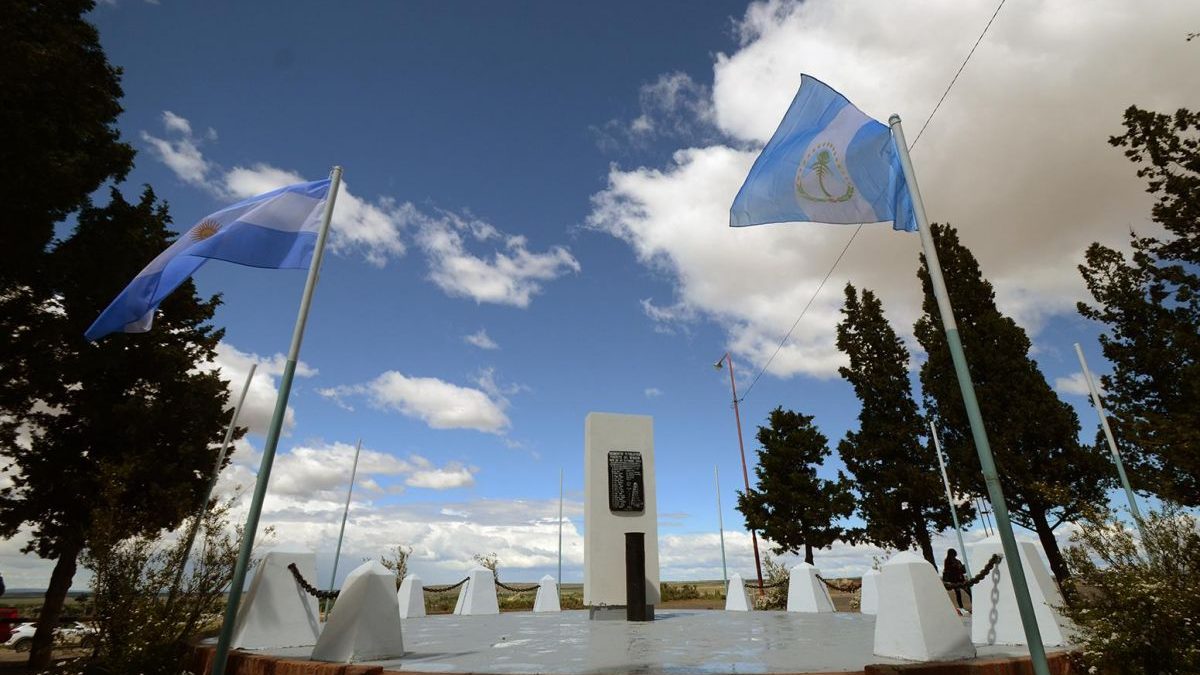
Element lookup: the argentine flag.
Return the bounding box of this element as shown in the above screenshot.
[86,179,332,341]
[730,75,916,232]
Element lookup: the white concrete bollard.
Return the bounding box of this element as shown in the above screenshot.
[311,561,404,663]
[456,567,500,615]
[859,568,879,615]
[452,576,469,614]
[231,551,321,650]
[786,562,835,613]
[724,573,753,611]
[533,574,561,612]
[397,573,426,619]
[969,535,1072,647]
[873,551,975,662]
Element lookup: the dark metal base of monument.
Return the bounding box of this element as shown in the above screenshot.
[624,531,653,621]
[587,604,656,621]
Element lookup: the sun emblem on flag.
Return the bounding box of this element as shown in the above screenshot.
[795,143,856,203]
[190,219,221,242]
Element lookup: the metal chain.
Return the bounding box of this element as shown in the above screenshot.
[944,554,1003,590]
[743,579,789,589]
[423,577,470,593]
[288,563,340,600]
[495,579,541,593]
[816,575,862,593]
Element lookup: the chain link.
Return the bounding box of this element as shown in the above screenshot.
[423,577,470,593]
[288,563,340,600]
[816,575,862,593]
[944,554,1003,590]
[495,580,541,593]
[742,578,789,589]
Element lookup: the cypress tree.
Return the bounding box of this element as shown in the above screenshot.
[736,407,855,564]
[836,283,957,567]
[915,223,1111,583]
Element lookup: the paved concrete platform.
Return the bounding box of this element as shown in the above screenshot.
[215,610,1057,674]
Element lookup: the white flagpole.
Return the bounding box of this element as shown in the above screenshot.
[930,422,971,576]
[715,466,728,588]
[168,363,257,604]
[890,117,1050,675]
[325,438,363,614]
[1073,343,1146,535]
[557,467,564,597]
[212,166,343,675]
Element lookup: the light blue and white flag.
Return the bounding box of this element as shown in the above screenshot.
[730,75,915,232]
[86,178,332,341]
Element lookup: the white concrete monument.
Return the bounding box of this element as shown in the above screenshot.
[455,568,500,616]
[583,412,660,619]
[724,573,753,612]
[786,562,835,613]
[873,551,975,662]
[452,578,468,614]
[859,568,880,615]
[533,574,561,612]
[969,535,1072,647]
[397,573,426,619]
[230,551,321,650]
[311,561,404,663]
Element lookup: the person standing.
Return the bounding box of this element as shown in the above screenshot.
[942,549,970,610]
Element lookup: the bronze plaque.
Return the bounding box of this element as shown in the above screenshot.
[608,450,645,512]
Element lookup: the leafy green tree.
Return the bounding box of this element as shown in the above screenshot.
[0,188,233,668]
[914,223,1111,583]
[1077,106,1199,506]
[836,284,958,567]
[736,407,854,564]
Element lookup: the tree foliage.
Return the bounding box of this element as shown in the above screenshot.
[836,283,958,566]
[0,188,233,667]
[736,407,854,564]
[914,223,1111,583]
[1077,106,1200,506]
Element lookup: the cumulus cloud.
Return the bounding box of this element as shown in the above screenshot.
[594,72,721,150]
[194,341,317,436]
[644,387,663,398]
[320,370,511,434]
[590,0,1200,379]
[1055,371,1101,398]
[411,208,581,307]
[464,329,500,350]
[406,460,477,489]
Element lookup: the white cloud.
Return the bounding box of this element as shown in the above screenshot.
[412,209,581,307]
[1055,371,1101,397]
[161,110,192,135]
[590,0,1200,379]
[406,461,477,489]
[321,370,511,434]
[594,72,720,149]
[464,329,500,350]
[195,341,317,436]
[644,387,663,398]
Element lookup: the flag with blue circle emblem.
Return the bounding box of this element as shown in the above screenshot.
[730,75,916,232]
[85,178,332,341]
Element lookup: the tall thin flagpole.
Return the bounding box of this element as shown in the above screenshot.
[715,466,728,588]
[929,422,971,576]
[211,166,343,675]
[1073,343,1145,535]
[890,117,1051,675]
[325,438,363,614]
[557,467,564,597]
[168,363,257,605]
[717,353,765,592]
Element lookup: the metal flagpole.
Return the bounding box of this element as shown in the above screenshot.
[557,467,564,599]
[1073,343,1146,535]
[977,497,994,536]
[715,466,728,588]
[325,438,363,615]
[714,353,765,593]
[889,117,1051,675]
[211,166,343,675]
[168,363,257,605]
[930,422,971,576]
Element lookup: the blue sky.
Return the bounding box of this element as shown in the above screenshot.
[6,0,1199,589]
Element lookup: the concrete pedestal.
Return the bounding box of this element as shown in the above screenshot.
[231,551,321,650]
[455,568,500,616]
[397,573,426,619]
[533,575,560,612]
[859,568,879,615]
[969,535,1072,647]
[583,412,660,619]
[311,561,404,663]
[786,562,835,613]
[724,573,753,611]
[873,551,975,662]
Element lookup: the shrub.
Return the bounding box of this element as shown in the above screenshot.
[752,556,789,610]
[660,583,700,601]
[1060,504,1200,675]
